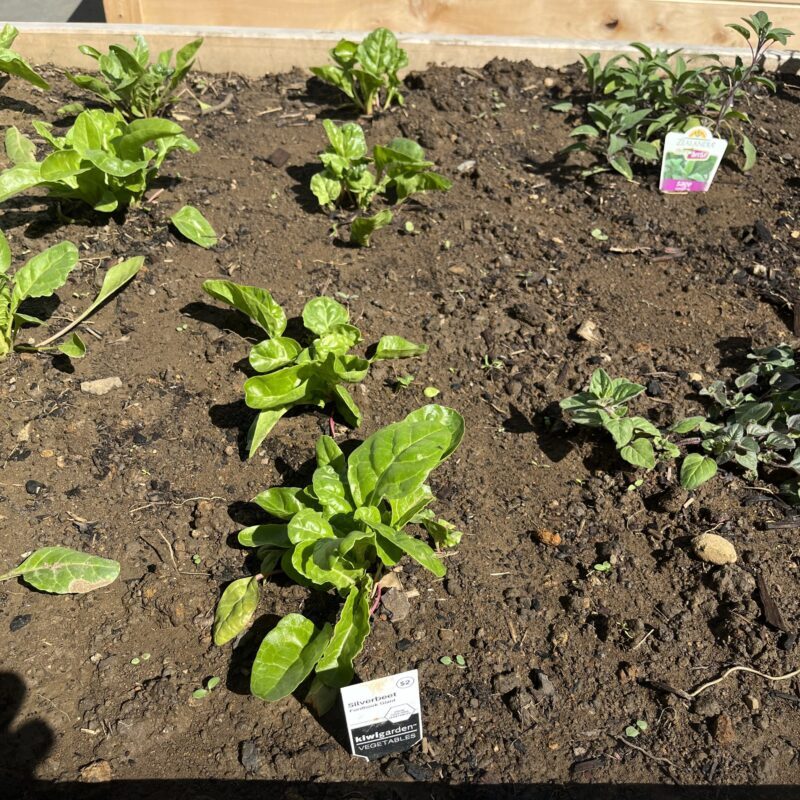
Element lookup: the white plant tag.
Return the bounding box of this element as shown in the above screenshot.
[340,669,422,760]
[659,126,728,193]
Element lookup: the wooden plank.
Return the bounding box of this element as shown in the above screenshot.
[101,1,800,48]
[12,23,799,77]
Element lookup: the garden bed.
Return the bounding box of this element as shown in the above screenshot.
[2,55,800,794]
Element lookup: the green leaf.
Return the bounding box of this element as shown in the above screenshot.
[290,538,363,590]
[347,417,451,506]
[203,280,286,338]
[742,135,757,172]
[287,508,335,544]
[312,465,353,514]
[237,524,291,548]
[404,405,465,461]
[11,242,79,310]
[603,416,634,448]
[5,127,36,165]
[56,333,86,358]
[0,230,10,274]
[243,365,309,411]
[310,171,342,208]
[316,435,345,470]
[302,296,349,336]
[170,205,217,248]
[0,48,50,90]
[250,614,332,702]
[609,153,634,180]
[371,334,428,361]
[252,487,306,519]
[213,576,260,645]
[619,437,656,469]
[332,384,362,427]
[367,519,446,578]
[0,546,119,593]
[315,583,371,688]
[630,141,659,161]
[551,101,573,112]
[0,163,42,204]
[680,453,718,490]
[351,210,393,247]
[247,407,288,457]
[249,337,301,373]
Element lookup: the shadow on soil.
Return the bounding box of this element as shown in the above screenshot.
[1,671,795,800]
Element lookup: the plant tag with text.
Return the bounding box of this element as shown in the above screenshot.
[340,669,423,760]
[660,126,727,193]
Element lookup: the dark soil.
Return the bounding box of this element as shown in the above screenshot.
[2,59,800,798]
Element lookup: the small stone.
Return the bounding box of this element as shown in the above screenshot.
[711,713,736,746]
[239,740,261,773]
[687,371,703,383]
[381,589,411,622]
[79,760,112,783]
[456,159,476,173]
[532,669,556,697]
[438,628,454,642]
[779,632,797,652]
[534,529,561,547]
[80,377,123,396]
[15,421,32,442]
[576,319,601,343]
[10,614,32,632]
[744,695,761,713]
[396,638,413,652]
[692,533,737,565]
[25,480,45,495]
[265,147,290,168]
[617,662,638,683]
[692,694,721,717]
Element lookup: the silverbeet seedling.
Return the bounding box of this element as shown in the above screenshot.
[310,27,407,116]
[310,119,451,246]
[0,231,142,360]
[0,546,120,594]
[562,12,792,179]
[65,35,203,119]
[212,405,464,713]
[202,280,429,456]
[0,25,50,91]
[0,109,197,212]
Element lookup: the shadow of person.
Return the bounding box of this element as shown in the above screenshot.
[0,672,54,794]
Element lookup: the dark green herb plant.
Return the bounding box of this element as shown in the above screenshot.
[0,109,198,212]
[310,27,407,116]
[202,280,428,456]
[0,231,142,360]
[310,119,451,245]
[563,12,792,178]
[0,546,120,593]
[212,405,464,712]
[0,24,50,91]
[65,35,203,119]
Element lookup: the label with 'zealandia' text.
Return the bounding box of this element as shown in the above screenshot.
[340,670,422,760]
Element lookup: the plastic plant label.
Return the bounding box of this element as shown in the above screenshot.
[340,669,423,760]
[659,126,727,193]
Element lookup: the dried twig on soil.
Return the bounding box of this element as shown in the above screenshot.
[156,529,179,573]
[200,92,234,116]
[615,735,676,769]
[686,665,800,698]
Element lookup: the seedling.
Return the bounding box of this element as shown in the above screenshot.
[0,231,143,361]
[593,561,612,573]
[625,719,649,738]
[0,109,198,212]
[310,28,407,116]
[0,25,50,91]
[591,228,608,241]
[192,676,220,699]
[65,35,203,119]
[202,281,429,456]
[440,654,467,668]
[0,547,120,593]
[310,120,451,246]
[211,406,465,713]
[424,386,441,398]
[562,13,793,178]
[395,374,415,390]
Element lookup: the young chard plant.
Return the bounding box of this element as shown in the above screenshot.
[0,546,120,594]
[0,109,197,212]
[65,35,203,119]
[202,280,428,456]
[212,405,464,712]
[0,24,50,91]
[310,119,451,245]
[563,12,792,179]
[0,231,142,360]
[310,27,407,116]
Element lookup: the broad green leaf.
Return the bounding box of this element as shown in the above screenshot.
[589,369,614,398]
[0,230,10,274]
[170,205,217,249]
[243,365,309,410]
[0,163,42,203]
[116,118,188,155]
[323,118,367,160]
[313,324,363,357]
[302,296,349,336]
[56,333,86,358]
[356,27,399,80]
[253,487,305,519]
[742,135,757,172]
[40,150,84,181]
[202,279,287,338]
[419,515,463,549]
[213,576,260,645]
[0,546,119,593]
[287,508,335,544]
[249,337,301,373]
[371,335,428,361]
[332,384,362,428]
[0,48,50,90]
[330,353,370,383]
[316,583,371,688]
[75,256,143,320]
[11,242,79,310]
[404,405,465,461]
[603,416,634,448]
[680,453,718,490]
[237,524,290,549]
[619,437,656,469]
[389,483,434,527]
[310,171,342,208]
[367,519,446,577]
[290,537,363,590]
[316,435,345,470]
[312,464,353,514]
[5,127,36,165]
[609,153,634,181]
[250,614,332,702]
[350,209,393,247]
[247,407,288,457]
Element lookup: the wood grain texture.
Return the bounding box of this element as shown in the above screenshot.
[101,1,800,48]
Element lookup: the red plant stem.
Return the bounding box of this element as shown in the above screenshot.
[369,584,383,616]
[329,416,336,437]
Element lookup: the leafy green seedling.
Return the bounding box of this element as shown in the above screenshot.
[625,719,649,738]
[593,561,612,573]
[0,547,120,593]
[212,405,465,712]
[202,281,429,456]
[193,675,220,698]
[424,386,440,398]
[310,120,451,246]
[65,35,203,119]
[439,656,453,666]
[170,205,217,248]
[562,12,792,178]
[310,28,407,116]
[440,654,466,668]
[395,374,415,390]
[0,231,143,360]
[0,25,50,91]
[591,228,608,241]
[0,109,198,212]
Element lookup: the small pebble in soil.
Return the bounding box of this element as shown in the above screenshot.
[25,480,45,495]
[10,614,32,632]
[691,533,737,565]
[80,377,123,396]
[711,713,736,746]
[381,588,411,622]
